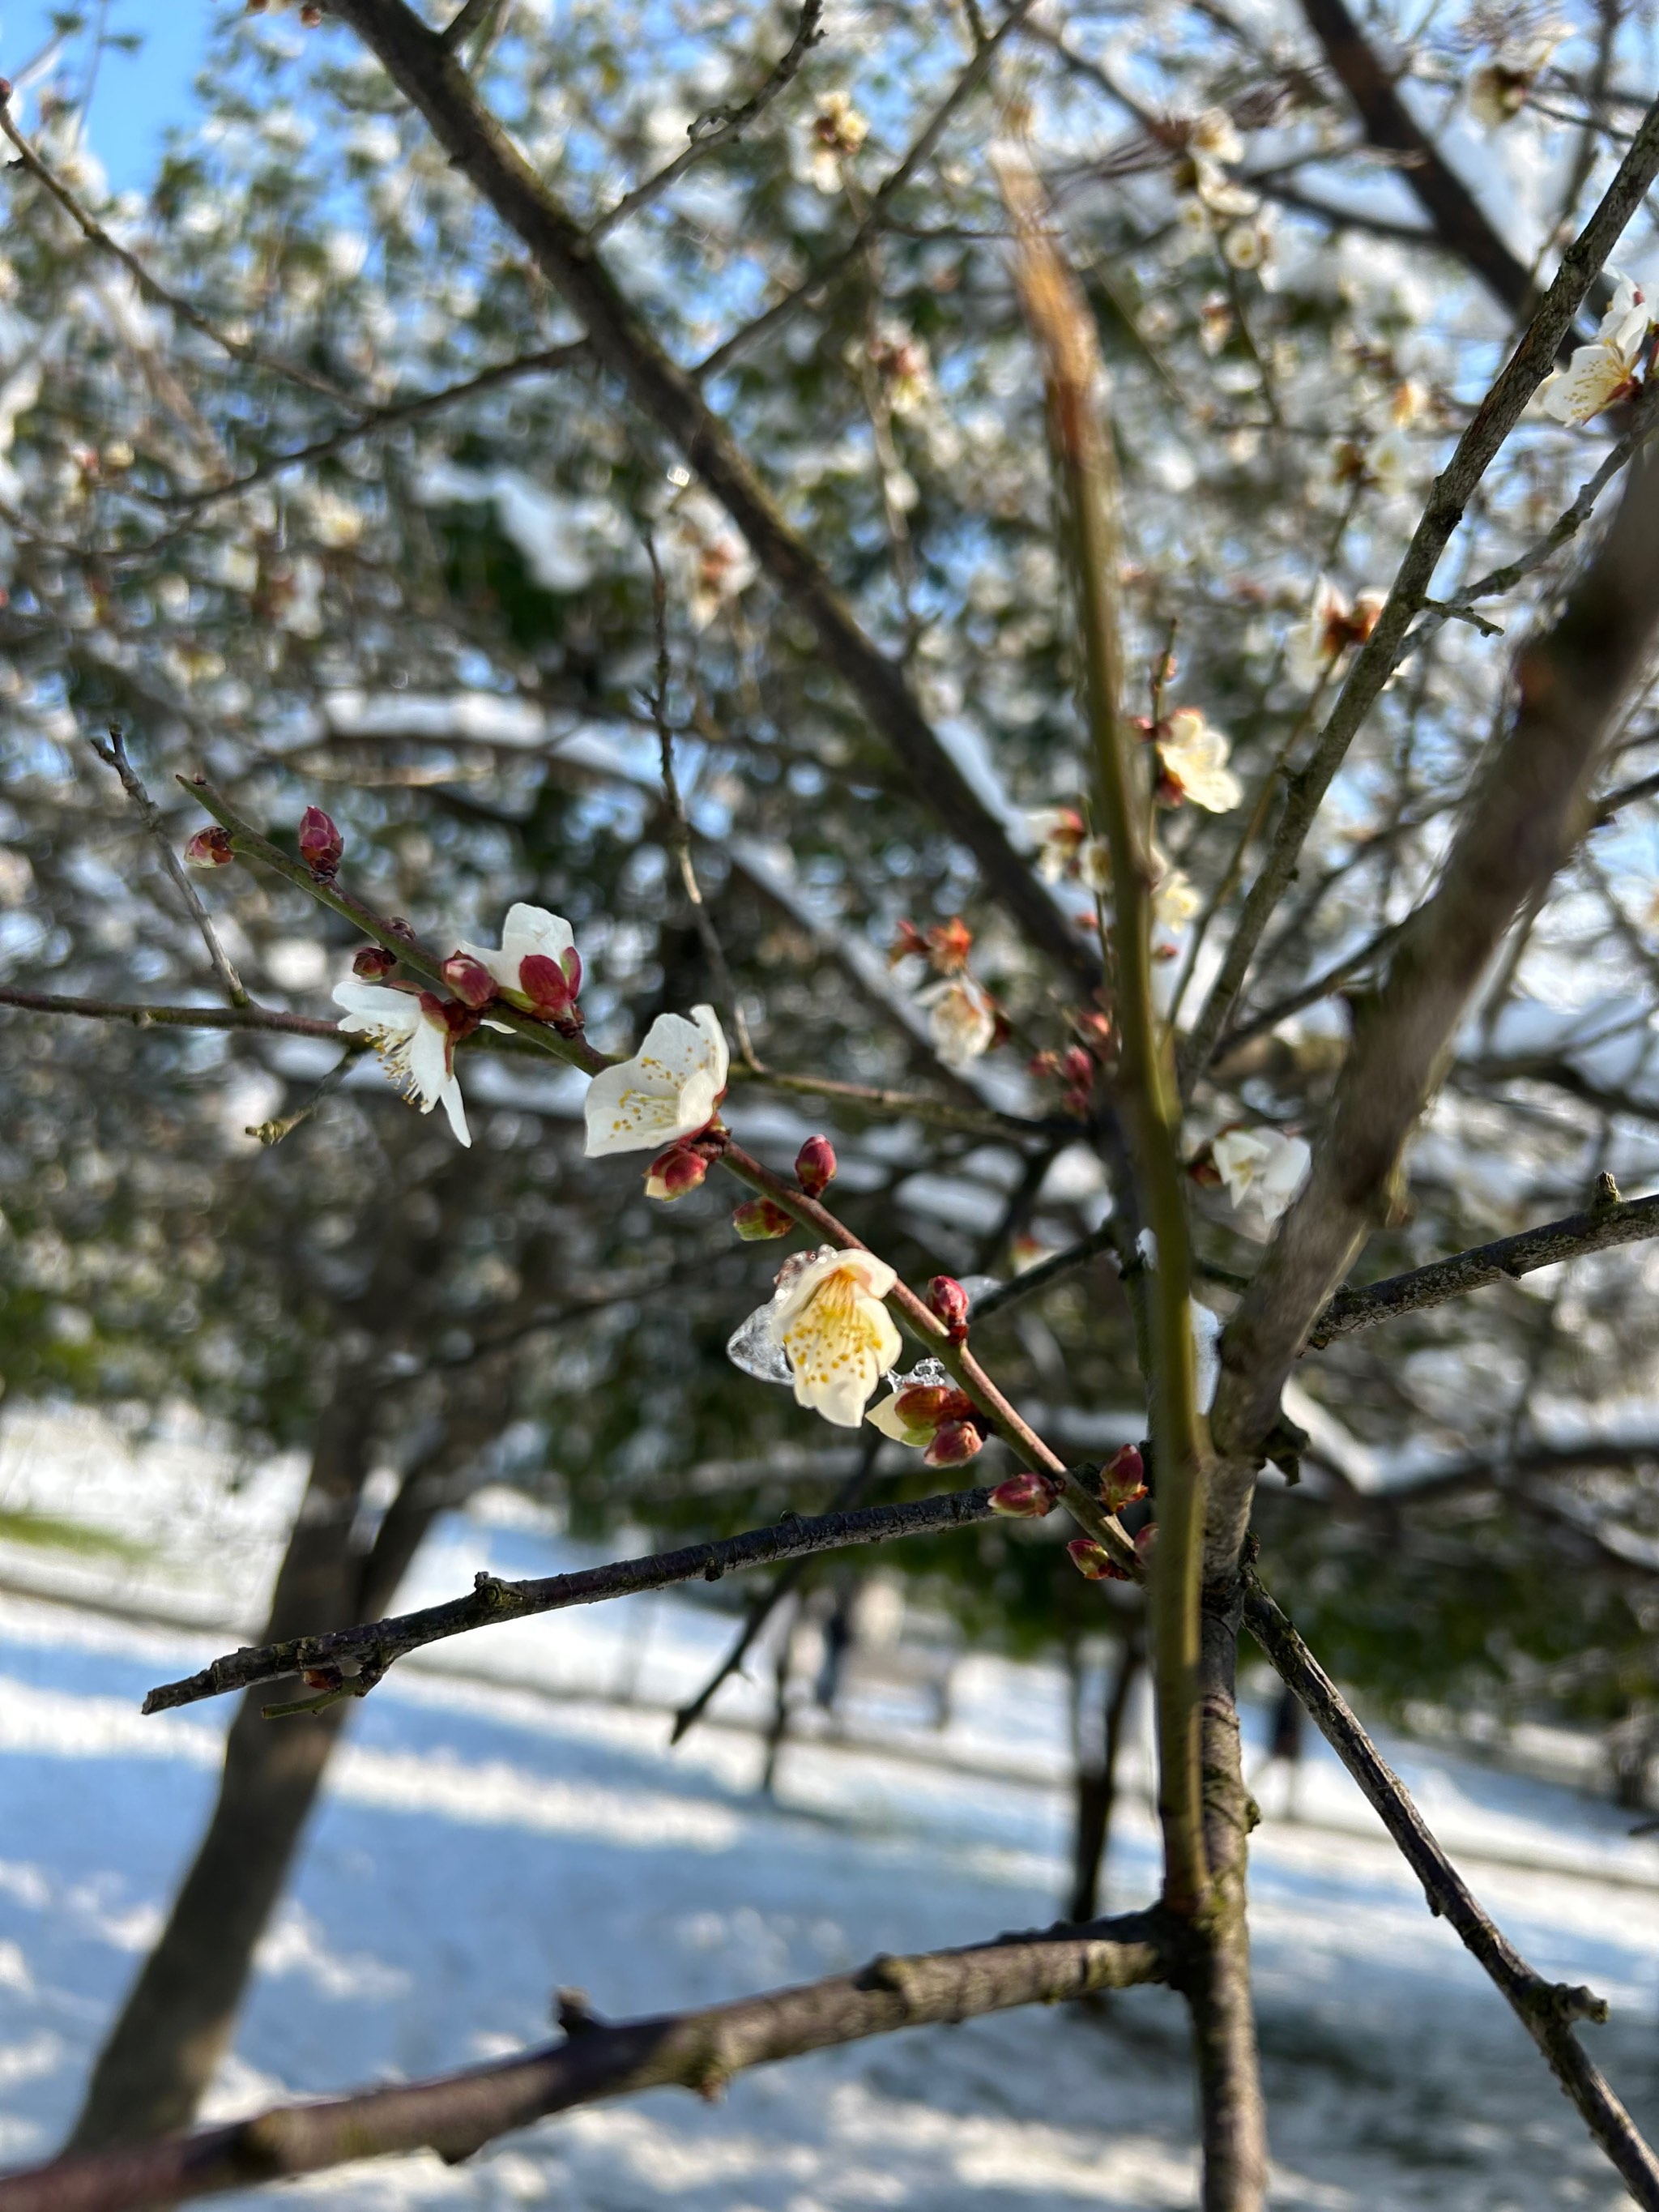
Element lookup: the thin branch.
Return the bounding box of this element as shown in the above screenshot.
[245,1052,356,1147]
[1245,1576,1659,2211]
[1309,1186,1659,1346]
[143,1485,1003,1715]
[151,342,590,520]
[590,1,824,238]
[439,0,497,45]
[1211,918,1406,1061]
[1179,89,1659,1083]
[970,1220,1120,1322]
[697,0,1034,378]
[87,728,250,1008]
[0,987,338,1041]
[0,101,356,408]
[0,1912,1170,2212]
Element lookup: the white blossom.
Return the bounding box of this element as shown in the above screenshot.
[455,903,578,1001]
[921,977,996,1069]
[583,1005,729,1156]
[1159,707,1242,813]
[1285,576,1384,689]
[1213,1126,1311,1225]
[1027,807,1086,882]
[1537,274,1653,426]
[772,1247,902,1427]
[333,980,471,1147]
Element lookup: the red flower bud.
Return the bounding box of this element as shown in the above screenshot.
[183,826,233,869]
[352,944,397,980]
[1134,1522,1158,1564]
[988,1472,1058,1518]
[923,1418,984,1467]
[928,1275,970,1338]
[1067,1537,1121,1582]
[296,805,343,879]
[1099,1443,1147,1512]
[301,1665,343,1693]
[646,1145,709,1202]
[732,1198,795,1241]
[890,919,930,964]
[795,1134,837,1198]
[441,952,498,1009]
[518,950,579,1021]
[893,1384,953,1428]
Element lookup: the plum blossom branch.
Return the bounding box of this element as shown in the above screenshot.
[143,1484,1004,1714]
[0,988,339,1041]
[0,1911,1170,2212]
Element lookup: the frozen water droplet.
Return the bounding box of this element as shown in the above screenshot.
[900,1356,950,1390]
[726,1300,793,1386]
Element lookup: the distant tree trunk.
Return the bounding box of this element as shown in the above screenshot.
[65,1386,443,2150]
[1068,1630,1142,1925]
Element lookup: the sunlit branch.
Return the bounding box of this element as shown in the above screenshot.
[1246,1576,1659,2210]
[0,1911,1171,2212]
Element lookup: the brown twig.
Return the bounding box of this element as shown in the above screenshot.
[87,728,251,1009]
[0,1911,1170,2212]
[1179,89,1659,1084]
[1245,1574,1659,2211]
[0,988,337,1040]
[590,1,825,237]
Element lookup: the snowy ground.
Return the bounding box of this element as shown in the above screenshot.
[0,1406,1657,2210]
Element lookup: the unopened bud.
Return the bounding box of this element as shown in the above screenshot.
[301,1665,343,1693]
[795,1134,837,1198]
[927,916,973,973]
[923,1418,983,1467]
[296,805,343,879]
[1134,1522,1158,1564]
[518,950,581,1022]
[1066,1537,1120,1582]
[646,1145,709,1202]
[893,1383,952,1428]
[732,1198,795,1241]
[441,951,498,1009]
[352,944,396,980]
[183,826,233,869]
[1098,1443,1147,1511]
[988,1472,1058,1518]
[928,1275,970,1338]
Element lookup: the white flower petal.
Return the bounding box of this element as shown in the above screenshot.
[582,1004,729,1155]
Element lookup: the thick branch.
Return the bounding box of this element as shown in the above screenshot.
[1207,429,1659,1571]
[330,0,1098,993]
[1179,91,1659,1082]
[0,1911,1171,2212]
[1309,1188,1659,1347]
[1246,1577,1659,2211]
[145,1485,1001,1715]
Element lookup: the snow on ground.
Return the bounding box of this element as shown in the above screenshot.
[0,1406,1657,2209]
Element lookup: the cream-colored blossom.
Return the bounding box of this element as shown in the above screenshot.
[1154,864,1201,928]
[1190,108,1243,164]
[583,1005,728,1156]
[1027,807,1086,882]
[921,977,996,1069]
[333,980,470,1147]
[1213,1126,1311,1225]
[773,1248,902,1427]
[1159,707,1242,813]
[1078,836,1114,893]
[1537,273,1653,426]
[810,91,868,192]
[1285,576,1385,689]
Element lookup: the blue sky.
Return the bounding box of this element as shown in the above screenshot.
[0,1,207,191]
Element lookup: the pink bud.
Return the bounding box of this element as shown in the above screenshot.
[353,945,396,980]
[646,1145,709,1202]
[923,1418,984,1467]
[988,1472,1058,1518]
[183,826,233,869]
[1134,1522,1158,1563]
[795,1134,837,1198]
[1098,1443,1147,1512]
[928,1275,970,1338]
[518,952,577,1020]
[893,1384,952,1428]
[732,1198,795,1241]
[296,805,343,879]
[1066,1537,1120,1582]
[441,952,498,1010]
